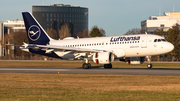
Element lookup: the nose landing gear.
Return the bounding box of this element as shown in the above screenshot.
[146,56,153,69]
[147,64,153,69]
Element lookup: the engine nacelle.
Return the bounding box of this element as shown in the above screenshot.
[93,52,114,64]
[128,57,145,65]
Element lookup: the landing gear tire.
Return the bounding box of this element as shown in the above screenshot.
[146,56,153,69]
[87,63,91,69]
[104,64,112,69]
[82,63,91,69]
[147,64,153,69]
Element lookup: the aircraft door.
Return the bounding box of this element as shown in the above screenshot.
[141,36,147,48]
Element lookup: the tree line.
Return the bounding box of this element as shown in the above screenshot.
[124,24,180,61]
[1,23,180,61]
[153,24,180,61]
[0,25,106,58]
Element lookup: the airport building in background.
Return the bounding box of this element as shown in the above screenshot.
[0,20,25,56]
[141,12,180,33]
[4,20,25,35]
[0,22,4,56]
[32,4,88,37]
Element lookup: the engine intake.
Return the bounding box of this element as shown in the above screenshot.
[93,52,114,64]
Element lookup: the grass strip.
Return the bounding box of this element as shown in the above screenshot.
[0,73,180,100]
[0,61,180,69]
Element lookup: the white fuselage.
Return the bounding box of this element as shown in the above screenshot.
[48,34,174,59]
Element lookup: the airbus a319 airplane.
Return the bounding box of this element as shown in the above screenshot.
[20,12,174,69]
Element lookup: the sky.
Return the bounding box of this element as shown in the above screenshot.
[0,0,180,36]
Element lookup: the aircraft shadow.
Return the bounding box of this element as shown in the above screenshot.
[77,67,180,70]
[78,66,103,69]
[106,68,180,70]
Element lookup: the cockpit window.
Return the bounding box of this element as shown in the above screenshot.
[161,39,166,42]
[154,39,166,42]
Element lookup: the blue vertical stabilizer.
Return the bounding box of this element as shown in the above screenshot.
[22,12,52,45]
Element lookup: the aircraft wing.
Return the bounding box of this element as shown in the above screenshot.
[22,43,106,53]
[36,44,105,53]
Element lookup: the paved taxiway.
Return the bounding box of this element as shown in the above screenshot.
[0,67,180,75]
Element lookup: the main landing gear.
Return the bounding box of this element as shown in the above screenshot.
[146,56,153,69]
[82,59,112,69]
[82,63,112,69]
[82,58,91,69]
[82,63,91,69]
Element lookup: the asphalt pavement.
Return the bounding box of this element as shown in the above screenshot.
[0,67,180,75]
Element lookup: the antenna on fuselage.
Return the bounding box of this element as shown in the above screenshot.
[145,32,148,35]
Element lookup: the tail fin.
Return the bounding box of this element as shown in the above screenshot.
[22,12,52,45]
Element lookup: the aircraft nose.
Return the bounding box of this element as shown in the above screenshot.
[167,42,174,52]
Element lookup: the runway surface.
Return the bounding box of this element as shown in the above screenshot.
[0,67,180,75]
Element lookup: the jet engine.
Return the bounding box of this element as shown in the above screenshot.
[92,52,114,64]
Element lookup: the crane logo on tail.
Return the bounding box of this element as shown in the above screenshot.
[28,25,41,41]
